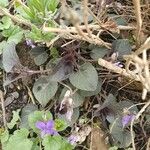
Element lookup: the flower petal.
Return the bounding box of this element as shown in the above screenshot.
[45,128,58,135]
[51,130,58,135]
[122,114,135,127]
[68,135,78,145]
[36,121,46,130]
[46,120,54,129]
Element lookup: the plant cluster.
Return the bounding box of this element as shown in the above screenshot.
[0,0,150,150]
[0,109,73,150]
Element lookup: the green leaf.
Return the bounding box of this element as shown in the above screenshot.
[2,42,19,72]
[31,142,40,150]
[28,111,52,131]
[109,14,128,26]
[0,0,8,7]
[90,46,109,60]
[112,39,132,58]
[61,141,73,150]
[27,0,44,13]
[42,136,62,150]
[7,31,24,44]
[26,26,54,42]
[98,94,121,123]
[0,129,9,143]
[69,62,98,91]
[7,109,21,129]
[33,76,58,107]
[15,0,58,24]
[102,95,138,124]
[119,100,138,114]
[43,135,72,150]
[47,0,59,12]
[79,80,102,97]
[30,46,48,66]
[50,47,59,59]
[59,87,85,108]
[109,146,118,150]
[14,1,36,21]
[2,26,24,44]
[0,16,12,30]
[0,41,7,55]
[2,16,12,29]
[48,59,74,82]
[55,119,68,131]
[110,119,134,148]
[20,104,38,129]
[4,128,33,150]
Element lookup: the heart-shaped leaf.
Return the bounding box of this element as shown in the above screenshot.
[2,26,24,44]
[2,42,20,72]
[119,100,138,113]
[0,41,7,55]
[69,62,98,91]
[109,14,128,26]
[79,80,102,97]
[112,39,132,58]
[43,136,62,150]
[110,119,135,148]
[90,46,109,60]
[4,128,33,150]
[0,16,12,30]
[0,0,9,7]
[30,46,48,66]
[33,76,58,107]
[20,104,38,129]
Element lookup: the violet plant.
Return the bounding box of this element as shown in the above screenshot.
[122,114,135,128]
[36,119,58,137]
[0,110,74,150]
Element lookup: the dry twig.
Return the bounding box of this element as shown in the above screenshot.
[98,36,150,100]
[0,5,32,27]
[98,58,141,81]
[132,0,142,44]
[0,90,7,128]
[83,0,92,37]
[0,1,135,48]
[124,37,150,99]
[130,99,150,150]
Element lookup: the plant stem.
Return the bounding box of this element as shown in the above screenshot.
[0,5,32,27]
[0,90,7,128]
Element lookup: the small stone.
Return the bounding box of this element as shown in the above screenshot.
[8,84,14,89]
[11,92,19,99]
[4,97,14,107]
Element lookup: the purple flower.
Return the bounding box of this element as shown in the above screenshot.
[26,39,35,48]
[35,120,58,137]
[68,135,78,145]
[122,114,135,127]
[114,61,123,68]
